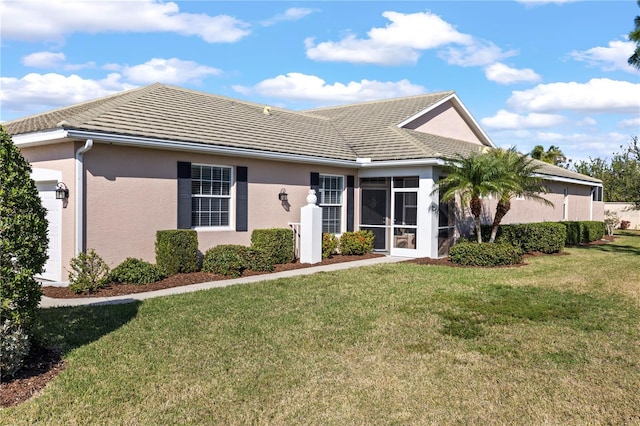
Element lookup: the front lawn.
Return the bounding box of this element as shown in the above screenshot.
[2,233,639,424]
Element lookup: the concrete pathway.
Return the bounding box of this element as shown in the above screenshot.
[40,255,410,308]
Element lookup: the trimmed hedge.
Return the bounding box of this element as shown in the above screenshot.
[155,230,199,275]
[251,228,294,264]
[202,245,274,278]
[339,230,374,255]
[449,242,523,267]
[108,258,166,285]
[487,223,566,254]
[561,221,606,245]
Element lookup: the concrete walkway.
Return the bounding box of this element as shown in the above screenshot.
[40,255,410,308]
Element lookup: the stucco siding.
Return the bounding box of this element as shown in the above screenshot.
[403,101,484,145]
[20,143,77,281]
[83,143,357,266]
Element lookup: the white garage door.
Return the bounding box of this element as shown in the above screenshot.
[37,182,62,282]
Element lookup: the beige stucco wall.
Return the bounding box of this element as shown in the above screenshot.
[605,202,640,229]
[83,143,357,267]
[475,181,603,227]
[20,143,77,280]
[403,101,484,145]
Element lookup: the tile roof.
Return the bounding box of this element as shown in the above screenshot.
[3,83,600,184]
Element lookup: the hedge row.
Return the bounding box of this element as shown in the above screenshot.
[480,223,566,254]
[449,242,522,267]
[561,221,606,245]
[323,230,375,258]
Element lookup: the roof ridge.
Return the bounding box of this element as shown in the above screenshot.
[303,90,455,113]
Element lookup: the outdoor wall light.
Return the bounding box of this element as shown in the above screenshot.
[278,188,288,203]
[55,182,69,200]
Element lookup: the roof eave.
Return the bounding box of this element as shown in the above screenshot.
[12,129,70,147]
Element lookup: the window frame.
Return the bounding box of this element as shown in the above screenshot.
[319,174,345,234]
[190,163,234,230]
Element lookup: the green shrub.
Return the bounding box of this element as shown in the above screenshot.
[68,249,110,294]
[108,258,166,285]
[561,221,606,245]
[0,319,30,379]
[202,245,247,278]
[449,242,522,267]
[322,233,338,259]
[251,228,294,264]
[155,230,199,275]
[581,221,605,242]
[339,230,375,255]
[244,248,275,273]
[1,126,48,332]
[496,223,566,254]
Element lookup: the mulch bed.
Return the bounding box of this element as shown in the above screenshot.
[4,237,617,408]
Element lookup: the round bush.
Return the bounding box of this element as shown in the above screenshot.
[108,258,166,285]
[449,242,522,267]
[202,245,250,278]
[322,233,338,259]
[68,249,110,294]
[339,230,374,255]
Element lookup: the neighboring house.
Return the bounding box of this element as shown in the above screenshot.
[4,83,604,282]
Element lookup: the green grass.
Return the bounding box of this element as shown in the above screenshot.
[2,232,640,425]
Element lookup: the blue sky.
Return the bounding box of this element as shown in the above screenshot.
[1,0,639,164]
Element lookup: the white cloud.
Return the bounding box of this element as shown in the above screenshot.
[485,63,541,84]
[481,109,566,129]
[439,41,518,67]
[0,73,136,119]
[577,117,597,126]
[618,117,640,129]
[120,58,221,85]
[0,0,251,43]
[570,39,638,73]
[306,10,472,65]
[506,78,640,114]
[22,52,66,68]
[261,7,317,26]
[22,51,96,71]
[232,72,426,105]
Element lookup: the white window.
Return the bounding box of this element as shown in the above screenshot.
[319,175,344,234]
[191,164,232,227]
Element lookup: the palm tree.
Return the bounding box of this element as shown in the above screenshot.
[435,151,514,243]
[628,1,640,70]
[487,148,554,243]
[529,145,566,166]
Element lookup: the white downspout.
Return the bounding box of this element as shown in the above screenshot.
[75,139,93,255]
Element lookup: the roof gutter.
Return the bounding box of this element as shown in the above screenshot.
[75,139,93,255]
[66,130,357,168]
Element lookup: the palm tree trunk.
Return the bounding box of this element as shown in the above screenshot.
[470,196,483,243]
[489,198,511,243]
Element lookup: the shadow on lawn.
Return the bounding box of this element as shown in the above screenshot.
[572,232,640,257]
[34,301,141,356]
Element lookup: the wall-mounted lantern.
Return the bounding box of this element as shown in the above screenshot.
[278,188,288,203]
[55,182,69,200]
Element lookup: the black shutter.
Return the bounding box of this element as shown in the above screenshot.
[236,166,248,232]
[310,172,320,205]
[177,162,192,229]
[346,175,355,232]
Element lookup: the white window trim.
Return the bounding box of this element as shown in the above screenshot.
[191,163,234,231]
[319,173,345,235]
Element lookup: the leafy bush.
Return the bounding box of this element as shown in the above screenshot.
[322,233,338,259]
[0,319,30,379]
[561,221,606,245]
[604,211,621,236]
[449,242,522,267]
[620,220,631,230]
[251,228,294,264]
[68,249,110,294]
[496,223,566,254]
[1,126,48,332]
[108,258,166,285]
[244,248,275,273]
[155,230,199,275]
[339,230,375,255]
[203,245,247,277]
